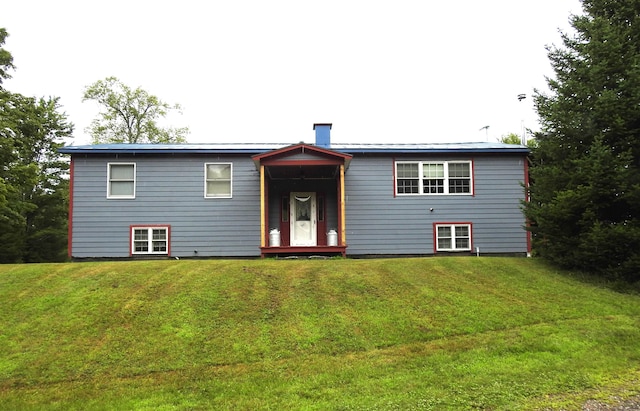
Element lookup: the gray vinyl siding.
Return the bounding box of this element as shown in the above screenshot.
[70,151,528,258]
[343,155,528,255]
[71,155,261,258]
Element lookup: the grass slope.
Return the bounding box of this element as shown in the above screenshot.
[0,257,639,410]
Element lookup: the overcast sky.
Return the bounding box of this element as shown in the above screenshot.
[3,0,583,146]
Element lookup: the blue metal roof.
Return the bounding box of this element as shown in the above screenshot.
[59,142,529,155]
[331,142,529,154]
[58,143,288,154]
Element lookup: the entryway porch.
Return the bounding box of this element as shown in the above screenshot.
[252,139,352,258]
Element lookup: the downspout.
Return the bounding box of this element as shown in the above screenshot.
[260,165,266,251]
[67,157,74,258]
[524,156,532,257]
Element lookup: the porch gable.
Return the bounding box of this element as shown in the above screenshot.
[251,143,352,169]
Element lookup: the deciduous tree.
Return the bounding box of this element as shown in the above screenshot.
[0,92,73,262]
[0,28,15,85]
[83,77,189,144]
[500,133,522,145]
[0,29,72,263]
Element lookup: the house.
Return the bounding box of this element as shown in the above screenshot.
[60,124,530,259]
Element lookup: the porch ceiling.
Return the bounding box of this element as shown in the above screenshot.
[266,165,339,180]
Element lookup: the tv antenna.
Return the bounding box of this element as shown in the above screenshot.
[479,125,490,141]
[517,94,527,144]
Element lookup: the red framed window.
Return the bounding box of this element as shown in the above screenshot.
[434,222,472,252]
[395,161,473,195]
[130,225,171,255]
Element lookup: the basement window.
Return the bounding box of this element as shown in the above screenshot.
[435,223,472,252]
[131,226,170,255]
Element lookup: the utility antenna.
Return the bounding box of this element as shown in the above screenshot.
[517,94,527,144]
[479,125,490,141]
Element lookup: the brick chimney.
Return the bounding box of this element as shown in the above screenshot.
[313,123,332,148]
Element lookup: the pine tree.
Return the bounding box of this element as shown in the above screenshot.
[526,0,640,281]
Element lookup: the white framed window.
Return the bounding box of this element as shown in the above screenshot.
[396,163,419,194]
[108,163,136,198]
[396,161,472,195]
[205,163,232,198]
[130,226,170,255]
[435,223,472,252]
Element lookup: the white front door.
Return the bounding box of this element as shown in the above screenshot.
[290,192,316,246]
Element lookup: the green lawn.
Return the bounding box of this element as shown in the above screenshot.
[0,257,638,410]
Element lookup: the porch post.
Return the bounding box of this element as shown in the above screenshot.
[260,165,266,248]
[339,164,346,246]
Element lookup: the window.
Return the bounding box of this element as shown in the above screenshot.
[423,163,444,194]
[205,163,232,198]
[131,226,170,255]
[435,223,472,252]
[448,162,471,194]
[396,163,419,194]
[108,163,135,198]
[395,161,472,195]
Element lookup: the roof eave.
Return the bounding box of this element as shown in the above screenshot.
[338,148,530,155]
[58,147,274,155]
[58,144,530,156]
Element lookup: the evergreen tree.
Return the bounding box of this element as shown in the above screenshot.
[526,0,640,281]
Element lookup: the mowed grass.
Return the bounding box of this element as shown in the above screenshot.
[0,257,639,410]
